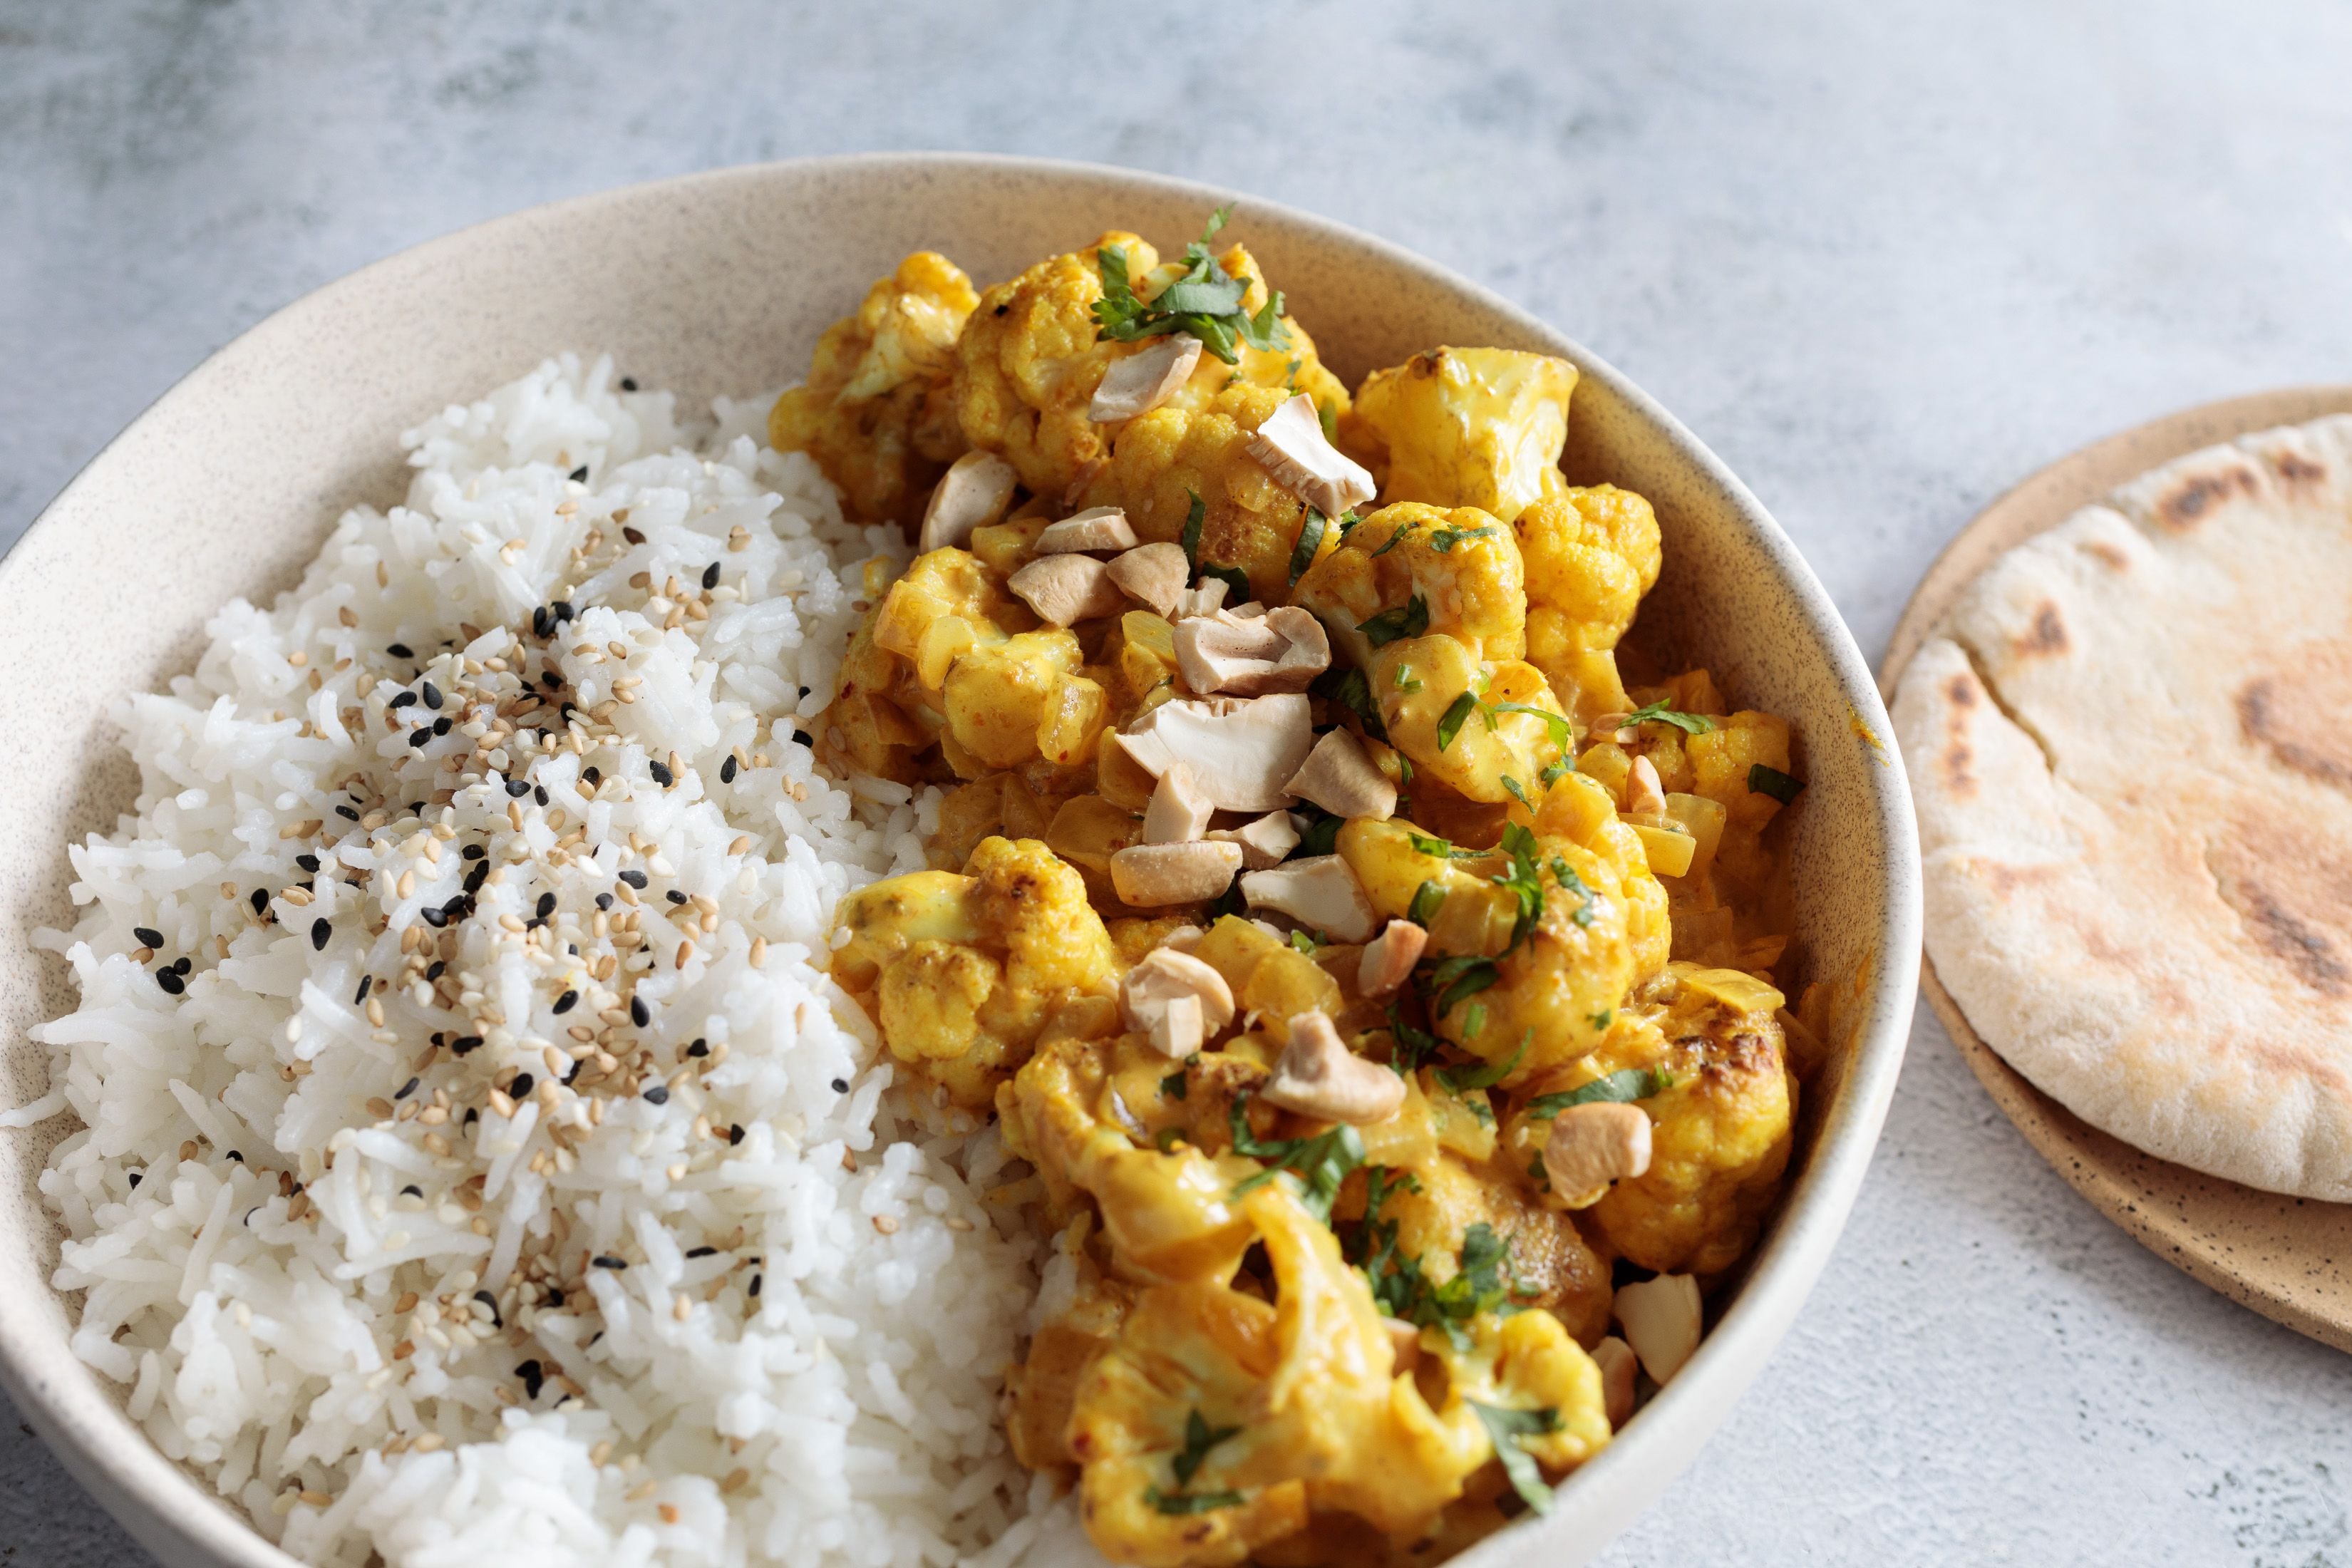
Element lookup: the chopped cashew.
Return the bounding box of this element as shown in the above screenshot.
[1259,1010,1405,1125]
[1542,1100,1654,1207]
[1205,810,1300,870]
[1244,393,1376,517]
[1008,553,1126,627]
[1118,947,1237,1048]
[1034,506,1138,555]
[917,450,1018,553]
[1089,335,1204,422]
[1592,1336,1639,1428]
[1625,753,1667,817]
[1592,713,1640,745]
[1240,853,1379,943]
[1141,764,1213,844]
[1355,919,1427,997]
[1174,578,1229,619]
[1116,694,1316,813]
[1614,1273,1702,1386]
[1105,542,1189,617]
[1174,606,1331,696]
[1162,924,1204,953]
[1151,993,1205,1058]
[1108,840,1244,907]
[1281,728,1396,820]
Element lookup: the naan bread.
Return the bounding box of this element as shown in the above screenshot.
[1893,414,2352,1198]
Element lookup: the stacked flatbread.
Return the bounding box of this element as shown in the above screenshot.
[1893,414,2352,1200]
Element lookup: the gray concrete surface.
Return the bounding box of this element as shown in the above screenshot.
[5,1,2351,1562]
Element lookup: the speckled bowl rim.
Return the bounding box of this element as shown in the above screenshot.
[0,153,1921,1568]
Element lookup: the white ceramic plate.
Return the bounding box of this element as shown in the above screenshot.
[0,153,1921,1567]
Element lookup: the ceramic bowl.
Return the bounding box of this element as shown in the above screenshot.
[0,153,1921,1567]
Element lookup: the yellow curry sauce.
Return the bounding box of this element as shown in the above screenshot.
[784,212,1825,1567]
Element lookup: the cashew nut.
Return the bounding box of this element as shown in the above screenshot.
[1613,1273,1702,1386]
[1541,1100,1653,1207]
[1174,605,1331,696]
[1355,919,1428,998]
[1009,552,1126,627]
[1141,763,1213,844]
[1105,542,1190,617]
[1244,393,1376,517]
[918,450,1018,553]
[1240,854,1380,942]
[1034,506,1138,555]
[1205,810,1300,870]
[1119,948,1236,1058]
[1592,1336,1638,1428]
[1281,727,1396,820]
[1090,335,1203,422]
[1258,1010,1405,1125]
[1625,753,1667,817]
[1108,840,1244,907]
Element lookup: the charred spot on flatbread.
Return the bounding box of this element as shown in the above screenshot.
[2209,813,2352,996]
[2013,602,2068,658]
[2083,540,2130,572]
[2272,448,2328,488]
[2153,460,2260,531]
[2236,641,2352,790]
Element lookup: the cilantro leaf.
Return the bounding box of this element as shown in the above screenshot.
[1147,1485,1246,1515]
[1406,879,1446,928]
[1178,490,1205,567]
[1625,698,1716,735]
[1501,774,1533,810]
[1438,1033,1527,1093]
[1289,506,1329,585]
[1160,1068,1187,1101]
[1468,1400,1561,1515]
[1428,953,1499,1017]
[1289,929,1322,955]
[1428,524,1497,553]
[1491,822,1545,947]
[1539,756,1574,786]
[1172,1407,1242,1487]
[1293,804,1344,857]
[1435,689,1478,752]
[1312,665,1388,742]
[1357,595,1429,649]
[1227,1093,1367,1222]
[1318,399,1339,442]
[1489,701,1575,753]
[1552,857,1598,928]
[1369,521,1415,557]
[1091,207,1291,366]
[1198,563,1252,603]
[1526,1066,1673,1119]
[1386,1004,1443,1075]
[1748,763,1805,804]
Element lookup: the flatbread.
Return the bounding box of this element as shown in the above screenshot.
[1893,413,2352,1199]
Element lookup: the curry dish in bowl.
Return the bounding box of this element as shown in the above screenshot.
[799,210,1823,1567]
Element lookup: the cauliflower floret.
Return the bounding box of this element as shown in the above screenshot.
[831,837,1118,1108]
[1292,502,1525,669]
[1356,1150,1614,1347]
[1368,634,1565,805]
[1683,709,1795,887]
[1348,347,1579,525]
[1080,382,1319,607]
[1512,485,1662,722]
[941,627,1107,777]
[1066,1187,1496,1567]
[1580,964,1795,1276]
[768,250,978,526]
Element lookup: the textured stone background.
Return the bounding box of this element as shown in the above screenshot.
[6,1,2352,1563]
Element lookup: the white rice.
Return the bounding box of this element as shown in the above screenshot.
[14,355,1090,1567]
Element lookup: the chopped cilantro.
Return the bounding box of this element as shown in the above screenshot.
[1406,879,1446,928]
[1427,953,1499,1018]
[1553,857,1598,928]
[1288,506,1329,585]
[1438,1033,1527,1093]
[1501,774,1533,810]
[1160,1068,1187,1101]
[1294,804,1343,857]
[1489,701,1576,753]
[1172,1407,1242,1487]
[1178,490,1205,566]
[1366,1219,1520,1352]
[1459,1001,1487,1038]
[1319,401,1339,442]
[1625,698,1716,735]
[1312,665,1387,741]
[1490,823,1545,947]
[1357,594,1429,648]
[1469,1401,1562,1515]
[1539,756,1574,786]
[1435,690,1478,751]
[1386,1005,1443,1075]
[1369,521,1415,557]
[1146,1485,1246,1515]
[1332,509,1363,541]
[1748,763,1805,803]
[1406,830,1458,859]
[1428,523,1497,553]
[1289,929,1323,955]
[1228,1093,1366,1221]
[1526,1066,1674,1120]
[1198,563,1252,603]
[1591,1009,1614,1029]
[1093,207,1291,365]
[1393,664,1423,693]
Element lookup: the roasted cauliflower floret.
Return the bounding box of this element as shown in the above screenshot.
[1589,965,1795,1276]
[831,836,1118,1108]
[1368,634,1565,805]
[1513,485,1662,721]
[1358,1152,1613,1346]
[1068,1187,1497,1567]
[768,250,978,526]
[1349,348,1579,525]
[1082,382,1320,606]
[1681,710,1795,886]
[1292,502,1525,669]
[942,628,1107,775]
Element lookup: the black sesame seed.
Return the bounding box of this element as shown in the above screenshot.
[450,1034,484,1056]
[388,691,417,710]
[171,956,193,974]
[685,1246,717,1259]
[643,1084,669,1105]
[701,560,720,590]
[728,1123,745,1145]
[354,976,373,1005]
[592,1255,626,1270]
[250,888,269,914]
[463,861,489,894]
[509,1073,534,1098]
[569,465,589,483]
[505,779,531,798]
[462,844,485,861]
[535,785,550,806]
[296,855,321,874]
[630,995,649,1028]
[649,760,673,788]
[536,892,557,919]
[544,1287,564,1307]
[720,755,737,784]
[791,729,815,749]
[553,600,574,623]
[463,1107,478,1126]
[665,889,687,905]
[748,1273,761,1298]
[830,1077,849,1093]
[618,870,647,889]
[157,970,185,996]
[474,1288,502,1327]
[443,894,468,917]
[552,989,578,1015]
[517,1358,544,1397]
[421,681,443,711]
[409,729,434,750]
[133,926,164,949]
[401,1183,422,1198]
[225,1150,242,1162]
[562,1057,582,1085]
[393,1077,419,1100]
[336,805,359,820]
[127,1172,141,1188]
[619,376,637,391]
[582,766,601,785]
[542,670,564,689]
[595,893,613,911]
[532,607,551,639]
[622,526,646,545]
[686,1038,708,1058]
[387,643,414,660]
[425,961,445,981]
[310,919,331,951]
[432,714,452,736]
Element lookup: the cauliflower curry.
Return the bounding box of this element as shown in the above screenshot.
[786,210,1823,1566]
